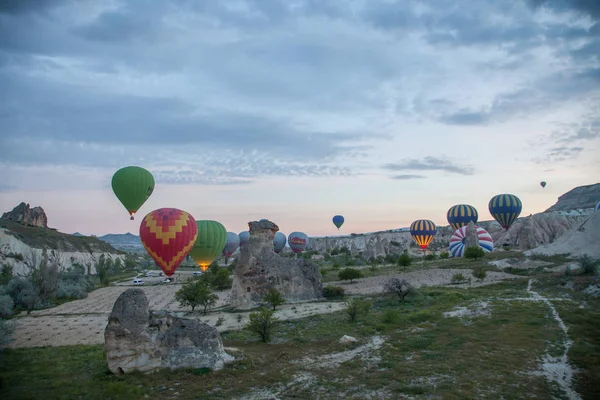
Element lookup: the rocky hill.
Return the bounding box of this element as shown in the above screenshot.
[0,203,124,275]
[95,233,145,253]
[545,183,600,212]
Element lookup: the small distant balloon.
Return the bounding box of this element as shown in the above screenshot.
[222,232,240,261]
[409,219,437,250]
[288,232,308,253]
[489,194,522,230]
[238,231,250,248]
[273,231,287,253]
[540,181,547,188]
[332,215,345,230]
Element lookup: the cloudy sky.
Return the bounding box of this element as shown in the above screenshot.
[0,0,599,237]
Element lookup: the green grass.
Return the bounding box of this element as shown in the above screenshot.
[0,219,119,253]
[1,276,599,399]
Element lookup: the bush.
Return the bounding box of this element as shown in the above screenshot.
[464,246,485,260]
[0,319,15,348]
[323,286,345,299]
[5,278,40,314]
[345,298,371,322]
[338,268,362,283]
[398,251,412,269]
[0,264,13,285]
[263,287,285,310]
[439,252,449,260]
[175,280,218,314]
[56,282,88,300]
[451,273,471,284]
[211,268,233,290]
[384,278,416,302]
[472,268,487,282]
[246,307,279,343]
[578,254,600,275]
[0,294,14,318]
[381,309,400,324]
[424,254,437,261]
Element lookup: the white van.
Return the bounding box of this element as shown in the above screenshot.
[133,278,144,285]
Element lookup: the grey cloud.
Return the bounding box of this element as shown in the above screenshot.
[0,184,18,192]
[438,111,490,126]
[390,174,426,180]
[383,157,475,175]
[535,146,584,164]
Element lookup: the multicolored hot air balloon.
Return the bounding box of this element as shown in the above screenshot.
[332,215,345,230]
[139,208,197,276]
[189,220,227,272]
[540,181,547,188]
[273,231,287,254]
[288,232,308,253]
[409,219,437,250]
[446,204,478,231]
[449,225,494,257]
[489,194,522,230]
[112,166,155,220]
[222,232,240,265]
[238,231,250,248]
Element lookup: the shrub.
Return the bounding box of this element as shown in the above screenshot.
[246,307,279,343]
[464,246,485,260]
[345,298,371,322]
[5,278,39,314]
[384,278,416,302]
[338,268,362,283]
[175,280,218,314]
[424,254,437,261]
[0,294,14,318]
[381,309,400,324]
[0,264,13,285]
[263,288,285,310]
[323,286,345,299]
[0,319,15,348]
[211,268,233,290]
[472,268,487,282]
[56,282,88,300]
[451,273,471,284]
[439,252,449,260]
[332,261,341,269]
[578,254,600,275]
[398,251,412,269]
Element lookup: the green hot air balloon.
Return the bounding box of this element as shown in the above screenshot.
[111,166,155,220]
[189,220,227,271]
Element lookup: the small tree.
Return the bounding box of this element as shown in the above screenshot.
[0,264,13,285]
[246,307,279,343]
[464,246,485,260]
[338,268,362,283]
[472,267,487,282]
[345,298,371,322]
[398,250,412,270]
[0,319,15,349]
[369,263,378,276]
[263,287,285,310]
[175,280,218,314]
[384,278,416,303]
[439,252,449,260]
[5,277,40,314]
[211,268,233,290]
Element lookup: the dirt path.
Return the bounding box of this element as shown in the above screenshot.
[7,267,521,349]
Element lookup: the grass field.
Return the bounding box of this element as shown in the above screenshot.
[1,272,598,400]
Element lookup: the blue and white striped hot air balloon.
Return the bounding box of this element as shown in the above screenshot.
[449,225,494,257]
[489,194,522,230]
[447,204,478,231]
[596,201,600,212]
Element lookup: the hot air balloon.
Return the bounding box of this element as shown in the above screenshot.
[112,166,155,220]
[540,181,546,188]
[273,231,287,253]
[332,215,345,230]
[446,204,478,231]
[449,225,494,257]
[189,220,227,272]
[139,208,197,277]
[595,201,599,212]
[489,194,522,230]
[409,219,437,250]
[222,232,240,265]
[288,232,308,253]
[238,231,250,248]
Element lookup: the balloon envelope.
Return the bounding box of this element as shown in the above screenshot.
[222,232,240,259]
[449,225,494,257]
[489,194,522,230]
[139,208,197,276]
[596,201,600,212]
[409,219,437,250]
[288,232,308,253]
[111,166,155,220]
[540,181,546,188]
[238,231,250,248]
[273,231,287,253]
[189,220,227,271]
[332,215,345,229]
[446,204,478,231]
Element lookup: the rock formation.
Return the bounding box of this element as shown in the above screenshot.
[1,202,48,228]
[464,222,479,249]
[545,183,600,212]
[229,219,322,310]
[105,289,233,374]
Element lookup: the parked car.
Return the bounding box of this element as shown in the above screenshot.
[162,278,173,284]
[133,278,144,285]
[192,271,203,276]
[145,271,155,277]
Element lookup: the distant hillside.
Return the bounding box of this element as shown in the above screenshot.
[545,183,600,212]
[96,233,145,253]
